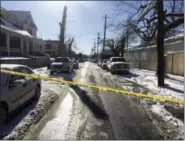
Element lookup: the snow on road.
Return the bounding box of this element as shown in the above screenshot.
[38,93,73,140]
[118,68,184,139]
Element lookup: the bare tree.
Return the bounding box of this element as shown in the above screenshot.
[111,0,184,87]
[65,36,78,57]
[112,0,184,42]
[105,38,120,56]
[107,15,138,57]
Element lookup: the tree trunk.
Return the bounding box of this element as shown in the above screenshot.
[121,38,125,57]
[157,0,165,87]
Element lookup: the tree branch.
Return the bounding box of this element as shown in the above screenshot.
[165,18,184,33]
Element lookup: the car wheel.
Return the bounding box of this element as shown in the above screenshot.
[34,85,41,101]
[0,106,8,126]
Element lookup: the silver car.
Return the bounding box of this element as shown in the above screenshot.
[0,64,41,125]
[50,57,73,74]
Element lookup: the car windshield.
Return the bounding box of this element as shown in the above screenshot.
[112,58,126,62]
[55,58,69,62]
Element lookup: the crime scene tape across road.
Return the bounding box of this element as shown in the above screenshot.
[0,69,184,105]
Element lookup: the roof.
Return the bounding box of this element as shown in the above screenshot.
[1,24,33,38]
[8,10,37,29]
[1,17,21,30]
[47,40,60,43]
[0,64,27,70]
[8,10,30,21]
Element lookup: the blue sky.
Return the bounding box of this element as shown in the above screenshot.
[2,1,121,54]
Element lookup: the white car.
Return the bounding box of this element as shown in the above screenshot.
[0,64,41,125]
[107,57,130,74]
[50,57,73,75]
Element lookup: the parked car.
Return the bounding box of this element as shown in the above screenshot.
[107,57,130,74]
[78,58,84,63]
[73,60,79,69]
[50,57,73,75]
[101,59,108,70]
[47,57,55,69]
[0,64,41,125]
[97,60,102,66]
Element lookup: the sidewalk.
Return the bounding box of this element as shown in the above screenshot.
[128,68,184,101]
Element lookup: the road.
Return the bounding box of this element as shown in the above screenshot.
[23,62,166,140]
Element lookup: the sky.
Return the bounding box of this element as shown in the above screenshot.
[2,1,123,55]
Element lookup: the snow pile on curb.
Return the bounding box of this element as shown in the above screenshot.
[151,103,183,126]
[118,69,184,139]
[0,57,29,60]
[127,69,184,101]
[3,90,58,140]
[34,67,49,77]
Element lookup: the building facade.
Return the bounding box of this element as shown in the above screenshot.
[0,8,45,57]
[44,40,59,57]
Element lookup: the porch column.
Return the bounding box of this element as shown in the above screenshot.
[42,44,45,53]
[6,33,10,56]
[26,41,29,54]
[21,38,23,54]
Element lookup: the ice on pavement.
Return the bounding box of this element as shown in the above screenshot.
[127,69,184,101]
[38,93,73,139]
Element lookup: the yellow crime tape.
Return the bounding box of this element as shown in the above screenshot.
[0,69,184,105]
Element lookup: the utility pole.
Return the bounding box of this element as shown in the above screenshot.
[97,32,100,57]
[93,39,96,57]
[157,0,165,86]
[102,14,110,51]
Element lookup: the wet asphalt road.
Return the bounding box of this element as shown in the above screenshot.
[24,62,164,140]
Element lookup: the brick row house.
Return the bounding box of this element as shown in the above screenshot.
[0,7,45,57]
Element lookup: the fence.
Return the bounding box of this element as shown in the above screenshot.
[125,39,184,76]
[165,51,184,76]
